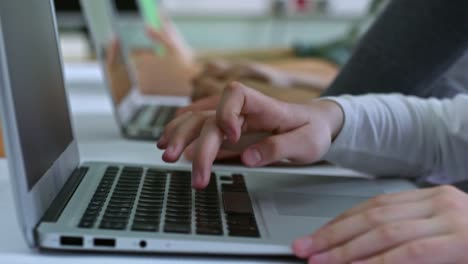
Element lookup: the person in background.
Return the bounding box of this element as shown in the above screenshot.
[176,0,468,116]
[139,9,342,101]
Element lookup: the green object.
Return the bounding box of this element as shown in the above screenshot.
[138,0,165,54]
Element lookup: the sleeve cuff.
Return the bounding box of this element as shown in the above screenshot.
[320,96,357,162]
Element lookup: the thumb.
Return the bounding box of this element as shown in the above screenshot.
[176,95,221,116]
[217,82,304,143]
[240,125,326,167]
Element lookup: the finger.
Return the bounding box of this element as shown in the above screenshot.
[145,26,177,54]
[162,112,213,162]
[221,132,270,152]
[220,62,252,81]
[293,200,435,258]
[356,235,466,264]
[214,150,241,161]
[157,111,194,149]
[215,82,248,142]
[240,125,317,167]
[328,187,440,226]
[183,141,197,161]
[216,82,291,143]
[234,62,278,83]
[191,77,224,101]
[308,218,447,263]
[202,61,250,81]
[176,95,221,116]
[192,118,224,189]
[184,139,239,161]
[203,60,231,78]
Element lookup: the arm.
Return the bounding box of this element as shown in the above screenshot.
[324,94,468,183]
[160,83,468,186]
[323,0,468,98]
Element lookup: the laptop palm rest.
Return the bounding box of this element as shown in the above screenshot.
[273,192,369,218]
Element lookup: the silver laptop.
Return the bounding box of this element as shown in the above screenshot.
[80,0,187,141]
[0,1,417,255]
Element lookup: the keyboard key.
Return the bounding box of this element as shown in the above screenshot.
[103,212,130,219]
[221,184,247,193]
[100,221,127,230]
[78,220,94,228]
[77,166,122,229]
[196,226,223,236]
[228,229,260,238]
[196,213,221,220]
[226,214,256,226]
[220,176,232,181]
[97,166,144,230]
[222,192,254,214]
[164,223,191,234]
[134,216,160,223]
[132,222,159,232]
[166,204,191,211]
[196,221,222,231]
[135,212,161,219]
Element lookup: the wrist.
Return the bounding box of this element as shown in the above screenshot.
[315,99,344,140]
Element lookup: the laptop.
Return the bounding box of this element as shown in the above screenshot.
[80,0,188,141]
[0,1,417,255]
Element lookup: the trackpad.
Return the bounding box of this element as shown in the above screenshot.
[274,192,370,218]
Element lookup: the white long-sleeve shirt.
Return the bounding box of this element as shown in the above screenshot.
[324,94,468,184]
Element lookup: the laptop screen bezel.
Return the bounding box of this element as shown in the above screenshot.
[0,0,80,246]
[80,0,142,128]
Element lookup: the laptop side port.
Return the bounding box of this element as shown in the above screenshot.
[93,238,116,247]
[60,236,83,246]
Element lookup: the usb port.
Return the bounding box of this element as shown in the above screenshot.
[60,236,83,246]
[93,238,115,247]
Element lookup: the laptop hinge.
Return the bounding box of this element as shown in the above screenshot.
[40,167,89,223]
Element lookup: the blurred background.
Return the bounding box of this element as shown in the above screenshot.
[56,0,385,61]
[0,0,389,156]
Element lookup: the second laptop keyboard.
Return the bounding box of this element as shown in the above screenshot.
[78,166,260,238]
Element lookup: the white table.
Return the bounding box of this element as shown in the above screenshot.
[0,63,370,263]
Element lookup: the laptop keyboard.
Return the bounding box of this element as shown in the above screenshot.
[78,166,260,238]
[148,105,178,128]
[130,105,179,139]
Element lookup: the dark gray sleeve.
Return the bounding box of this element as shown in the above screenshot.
[322,0,468,98]
[422,50,468,98]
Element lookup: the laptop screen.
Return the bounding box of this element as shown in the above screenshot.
[80,0,133,106]
[101,44,134,106]
[0,1,73,190]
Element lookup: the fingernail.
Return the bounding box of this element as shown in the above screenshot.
[192,172,205,189]
[309,252,330,264]
[157,137,167,148]
[225,128,237,142]
[244,148,262,166]
[293,237,315,258]
[166,145,174,154]
[164,146,176,160]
